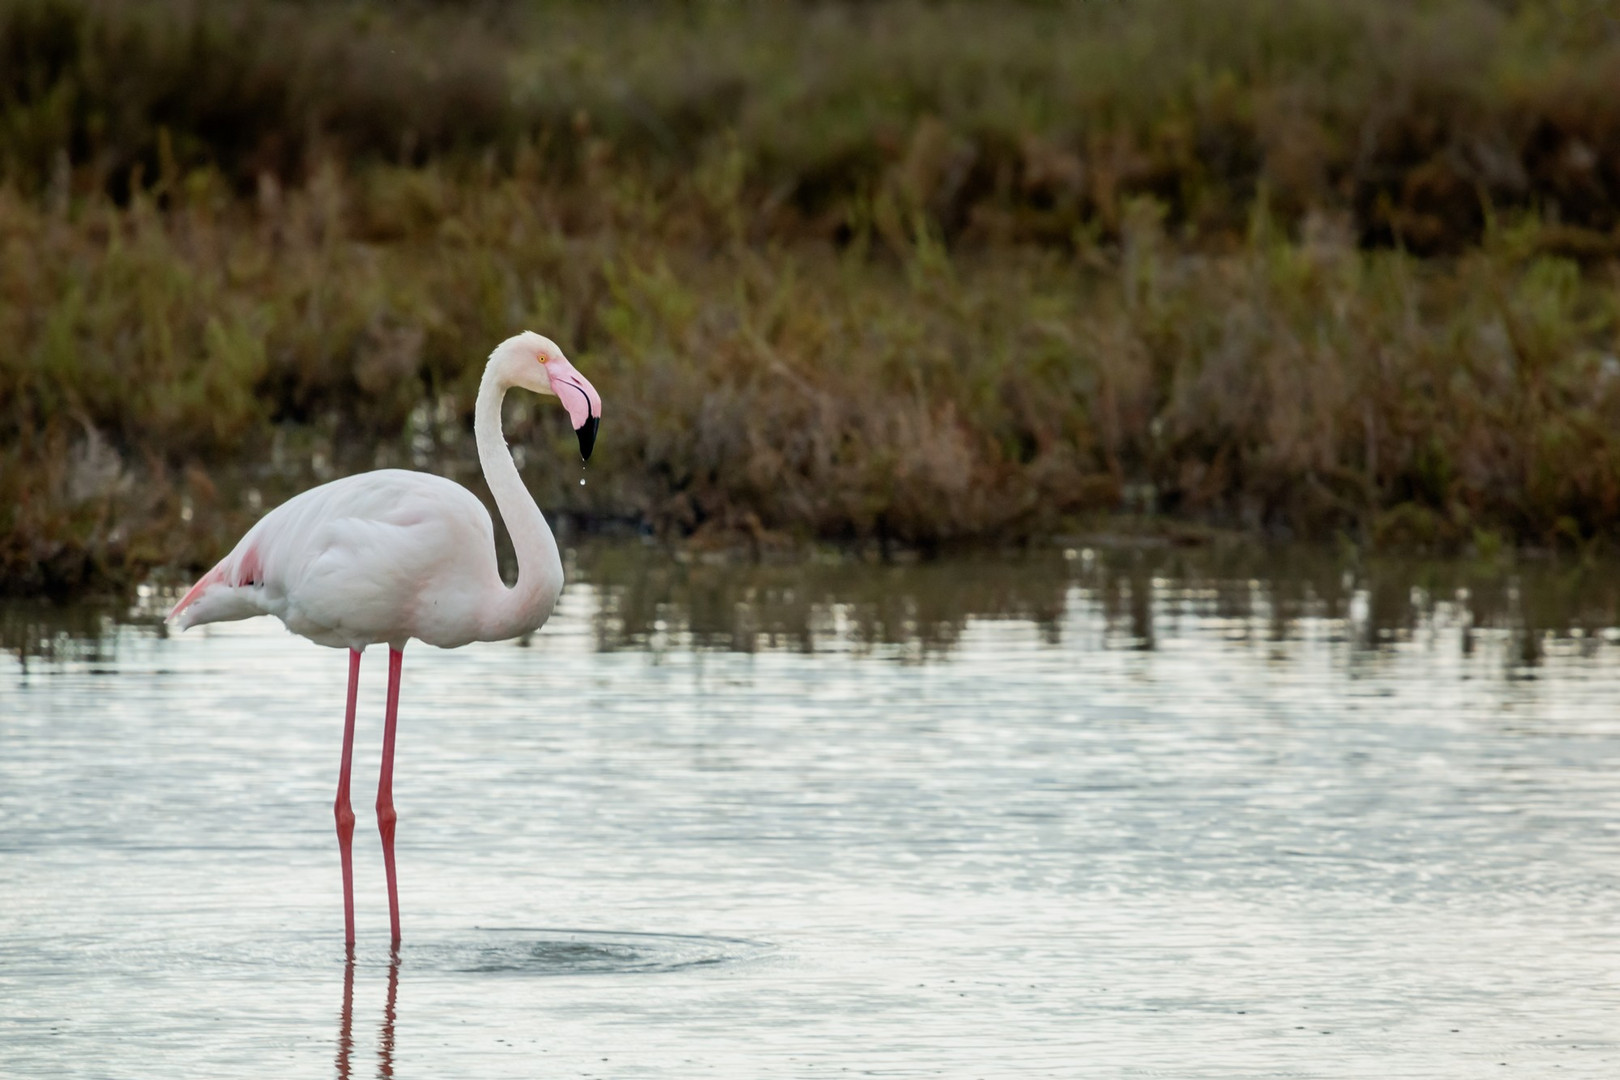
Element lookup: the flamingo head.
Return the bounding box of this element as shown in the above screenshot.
[497,331,603,461]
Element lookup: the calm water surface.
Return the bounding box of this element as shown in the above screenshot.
[4,545,1620,1078]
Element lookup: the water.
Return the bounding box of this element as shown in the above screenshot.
[5,544,1620,1077]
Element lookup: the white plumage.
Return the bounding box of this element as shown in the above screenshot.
[174,468,510,650]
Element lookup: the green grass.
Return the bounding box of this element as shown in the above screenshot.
[8,0,1620,250]
[3,0,1620,595]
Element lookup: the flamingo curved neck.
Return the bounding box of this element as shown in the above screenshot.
[474,365,564,641]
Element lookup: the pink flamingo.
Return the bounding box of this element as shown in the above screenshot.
[168,332,602,947]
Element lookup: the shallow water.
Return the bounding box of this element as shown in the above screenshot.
[5,545,1620,1077]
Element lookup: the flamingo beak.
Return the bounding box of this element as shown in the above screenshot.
[577,414,599,462]
[544,359,603,461]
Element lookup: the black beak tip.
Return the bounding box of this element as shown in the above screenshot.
[576,414,599,461]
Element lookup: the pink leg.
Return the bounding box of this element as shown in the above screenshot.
[377,647,405,946]
[335,648,361,947]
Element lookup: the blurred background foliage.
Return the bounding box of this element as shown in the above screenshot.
[3,0,1620,595]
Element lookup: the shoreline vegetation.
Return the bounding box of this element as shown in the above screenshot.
[4,0,1620,597]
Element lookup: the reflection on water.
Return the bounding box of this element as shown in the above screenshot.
[326,929,758,1071]
[378,953,397,1080]
[6,541,1620,1077]
[335,949,398,1080]
[335,954,353,1080]
[1,598,120,666]
[8,542,1620,666]
[576,542,1620,664]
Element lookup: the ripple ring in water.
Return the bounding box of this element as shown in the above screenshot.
[450,928,769,976]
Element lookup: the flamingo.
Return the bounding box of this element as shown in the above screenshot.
[167,332,602,947]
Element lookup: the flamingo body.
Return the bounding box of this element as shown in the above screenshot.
[173,468,533,651]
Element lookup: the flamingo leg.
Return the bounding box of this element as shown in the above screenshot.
[377,647,405,945]
[335,648,361,947]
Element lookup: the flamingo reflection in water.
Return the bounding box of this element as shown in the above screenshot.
[336,952,400,1080]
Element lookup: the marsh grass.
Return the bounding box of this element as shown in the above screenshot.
[4,0,1620,594]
